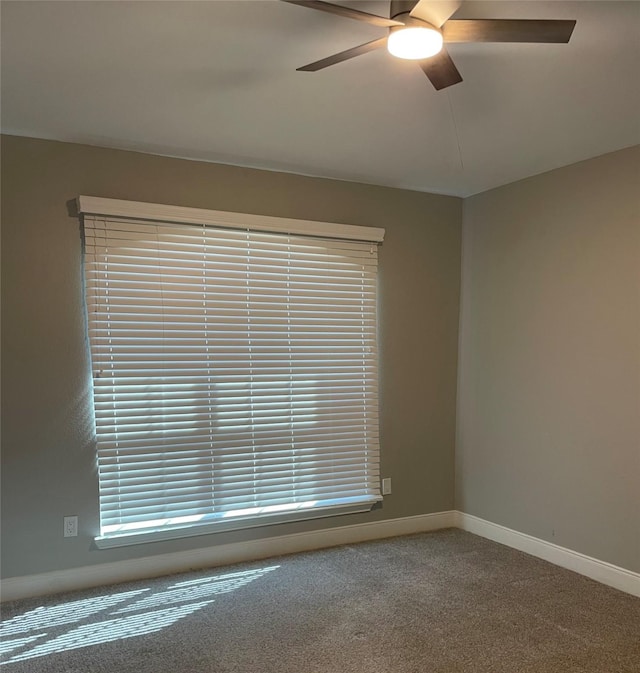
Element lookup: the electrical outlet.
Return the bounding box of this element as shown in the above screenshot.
[64,516,78,537]
[382,478,392,495]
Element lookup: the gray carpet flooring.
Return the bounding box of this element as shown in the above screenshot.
[1,529,639,672]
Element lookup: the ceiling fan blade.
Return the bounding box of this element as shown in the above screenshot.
[297,37,388,71]
[410,0,463,28]
[443,19,576,43]
[282,1,403,27]
[419,48,463,90]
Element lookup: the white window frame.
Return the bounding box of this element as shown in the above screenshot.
[78,197,385,548]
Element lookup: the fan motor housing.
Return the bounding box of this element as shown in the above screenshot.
[388,16,439,33]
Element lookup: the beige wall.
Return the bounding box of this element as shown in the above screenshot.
[0,135,462,578]
[457,146,640,572]
[3,134,637,582]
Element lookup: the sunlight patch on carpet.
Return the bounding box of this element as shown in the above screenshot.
[0,565,279,665]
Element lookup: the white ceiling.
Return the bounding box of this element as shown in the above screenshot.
[1,1,638,196]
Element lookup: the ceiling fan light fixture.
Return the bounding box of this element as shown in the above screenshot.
[387,25,443,60]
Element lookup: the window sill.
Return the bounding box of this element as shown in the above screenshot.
[94,498,382,549]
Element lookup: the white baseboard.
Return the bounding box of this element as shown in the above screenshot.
[3,510,638,602]
[0,511,457,602]
[457,512,640,598]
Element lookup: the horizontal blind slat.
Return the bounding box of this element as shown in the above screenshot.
[84,213,380,539]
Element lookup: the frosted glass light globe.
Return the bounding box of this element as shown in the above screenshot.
[387,26,443,60]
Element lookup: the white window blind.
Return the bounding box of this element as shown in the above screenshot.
[81,199,383,547]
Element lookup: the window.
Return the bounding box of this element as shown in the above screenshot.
[79,197,384,547]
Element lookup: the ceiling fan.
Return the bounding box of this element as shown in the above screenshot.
[283,0,576,90]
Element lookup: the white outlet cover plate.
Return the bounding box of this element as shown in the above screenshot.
[64,516,78,537]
